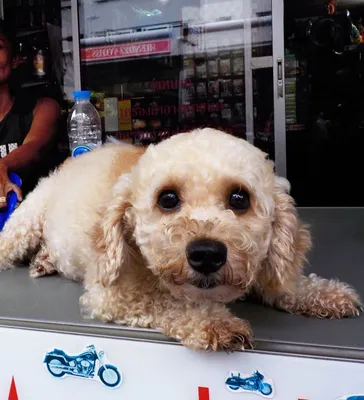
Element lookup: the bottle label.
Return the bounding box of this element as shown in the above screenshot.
[71,144,93,158]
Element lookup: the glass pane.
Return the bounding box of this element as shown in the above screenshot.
[285,1,364,206]
[78,0,274,156]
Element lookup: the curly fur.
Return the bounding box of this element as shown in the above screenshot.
[0,128,361,351]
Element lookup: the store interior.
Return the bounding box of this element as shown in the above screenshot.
[3,0,364,206]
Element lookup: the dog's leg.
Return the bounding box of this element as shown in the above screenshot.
[80,284,253,351]
[152,300,253,351]
[262,273,362,318]
[0,177,52,270]
[29,244,57,278]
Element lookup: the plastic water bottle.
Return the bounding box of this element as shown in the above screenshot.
[67,90,102,157]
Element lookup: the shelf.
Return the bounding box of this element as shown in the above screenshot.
[21,79,50,88]
[16,27,47,38]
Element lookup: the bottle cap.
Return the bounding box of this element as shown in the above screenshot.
[73,90,91,100]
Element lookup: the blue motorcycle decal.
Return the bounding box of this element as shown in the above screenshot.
[43,344,122,388]
[225,370,274,397]
[336,396,364,400]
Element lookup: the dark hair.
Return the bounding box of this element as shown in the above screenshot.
[0,19,16,54]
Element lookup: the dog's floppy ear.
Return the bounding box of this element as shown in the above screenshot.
[92,176,134,287]
[262,176,311,292]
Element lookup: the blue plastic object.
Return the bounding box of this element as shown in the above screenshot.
[0,172,22,231]
[73,90,91,100]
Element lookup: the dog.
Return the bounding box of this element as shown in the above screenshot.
[0,128,361,351]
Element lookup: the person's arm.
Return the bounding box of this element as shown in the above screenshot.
[0,97,61,207]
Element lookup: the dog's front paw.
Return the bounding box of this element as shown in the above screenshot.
[300,274,362,318]
[183,317,253,352]
[320,282,362,319]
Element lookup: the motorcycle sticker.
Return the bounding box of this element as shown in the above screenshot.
[335,396,364,400]
[225,370,274,398]
[43,344,122,388]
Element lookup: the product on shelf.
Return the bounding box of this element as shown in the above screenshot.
[285,53,305,127]
[118,99,132,135]
[183,57,195,78]
[150,119,161,129]
[232,50,244,75]
[219,56,231,76]
[220,79,232,97]
[133,119,147,129]
[196,82,207,98]
[233,79,244,96]
[221,102,232,121]
[207,59,218,78]
[195,58,207,79]
[208,80,219,98]
[182,84,195,101]
[104,97,119,133]
[32,36,48,78]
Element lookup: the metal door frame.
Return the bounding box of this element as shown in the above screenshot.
[71,0,82,91]
[272,0,287,177]
[243,0,286,177]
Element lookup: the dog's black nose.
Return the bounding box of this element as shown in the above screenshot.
[186,239,227,274]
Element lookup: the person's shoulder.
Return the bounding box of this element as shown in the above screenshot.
[15,91,60,114]
[34,96,60,109]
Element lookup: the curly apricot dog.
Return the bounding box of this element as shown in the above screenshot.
[0,128,361,350]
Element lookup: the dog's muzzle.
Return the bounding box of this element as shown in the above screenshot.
[186,239,227,275]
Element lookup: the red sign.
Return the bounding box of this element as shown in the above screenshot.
[198,387,210,400]
[8,377,18,400]
[81,39,171,62]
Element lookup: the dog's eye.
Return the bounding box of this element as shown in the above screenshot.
[157,190,180,210]
[229,189,250,211]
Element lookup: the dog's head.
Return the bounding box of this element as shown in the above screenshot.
[95,128,311,302]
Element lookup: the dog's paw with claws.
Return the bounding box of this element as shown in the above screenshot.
[314,283,363,319]
[291,274,363,319]
[183,317,253,351]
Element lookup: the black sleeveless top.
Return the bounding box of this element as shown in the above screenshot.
[0,94,60,197]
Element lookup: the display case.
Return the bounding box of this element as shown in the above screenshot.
[73,0,364,206]
[74,0,285,166]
